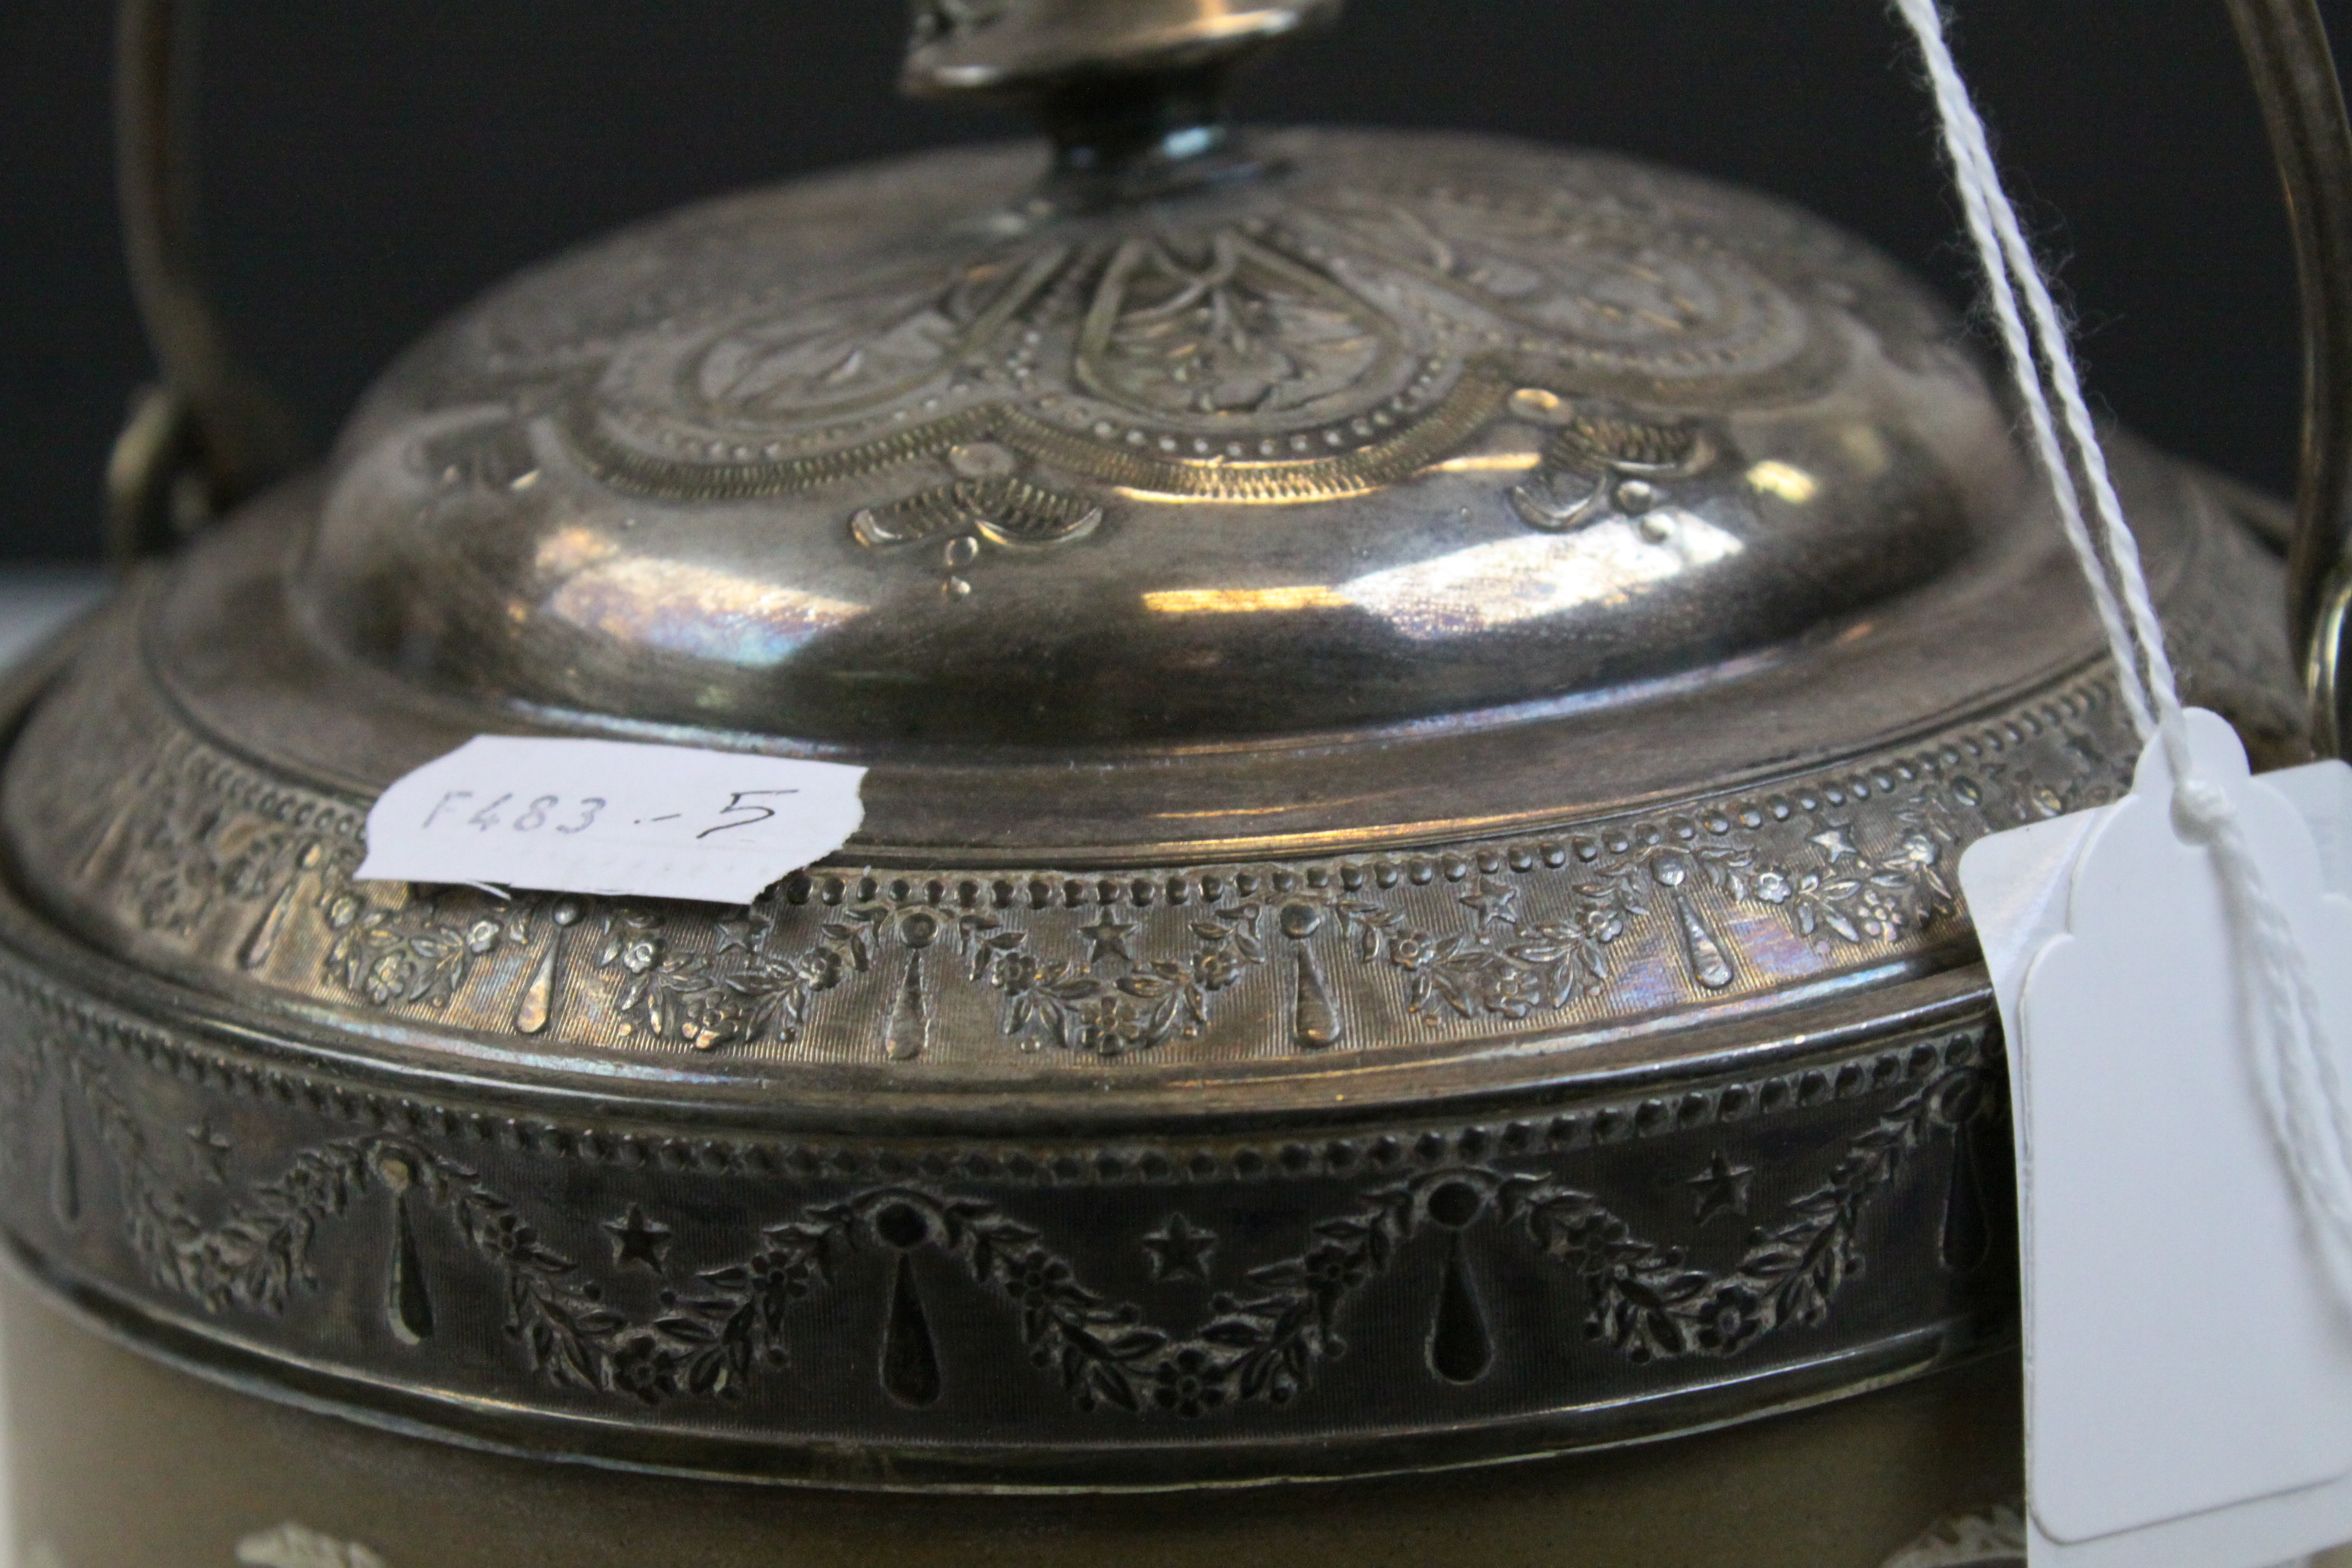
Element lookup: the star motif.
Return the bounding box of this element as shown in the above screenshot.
[605,1205,673,1272]
[1808,825,1859,863]
[184,1121,233,1182]
[1685,1151,1755,1226]
[1079,912,1135,964]
[1141,1214,1217,1283]
[1458,875,1521,932]
[711,915,762,957]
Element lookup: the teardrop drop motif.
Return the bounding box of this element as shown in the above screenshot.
[75,768,147,879]
[239,882,298,972]
[880,1252,943,1407]
[47,1090,78,1228]
[1670,888,1736,991]
[513,903,579,1036]
[1292,946,1342,1050]
[387,1193,437,1345]
[1426,1233,1493,1385]
[239,842,322,971]
[885,952,930,1063]
[1940,1119,1994,1275]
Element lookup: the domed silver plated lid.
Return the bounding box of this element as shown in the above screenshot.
[0,0,2320,1490]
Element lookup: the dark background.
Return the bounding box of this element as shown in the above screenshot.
[4,2,2348,564]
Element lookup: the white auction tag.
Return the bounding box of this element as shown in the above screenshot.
[1959,708,2352,1568]
[357,737,866,905]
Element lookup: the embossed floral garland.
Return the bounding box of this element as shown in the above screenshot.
[30,1035,1996,1418]
[589,896,1272,1057]
[298,781,1986,1059]
[62,645,2132,1061]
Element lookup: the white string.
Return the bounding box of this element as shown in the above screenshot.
[1894,10,2156,739]
[1893,0,2352,1279]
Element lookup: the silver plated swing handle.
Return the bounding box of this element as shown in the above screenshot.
[2227,0,2352,759]
[108,0,300,567]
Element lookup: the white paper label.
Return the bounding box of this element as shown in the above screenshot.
[356,737,866,905]
[1958,708,2352,1568]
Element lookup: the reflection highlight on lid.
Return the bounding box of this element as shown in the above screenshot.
[1745,460,1821,505]
[1142,514,1745,640]
[1140,584,1353,615]
[547,557,868,666]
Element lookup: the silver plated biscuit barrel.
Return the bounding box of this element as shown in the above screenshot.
[1,4,2347,1564]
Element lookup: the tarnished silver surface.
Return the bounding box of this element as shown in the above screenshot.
[0,111,2299,1075]
[0,852,2018,1486]
[307,131,1981,752]
[0,0,2331,1512]
[0,487,2294,1075]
